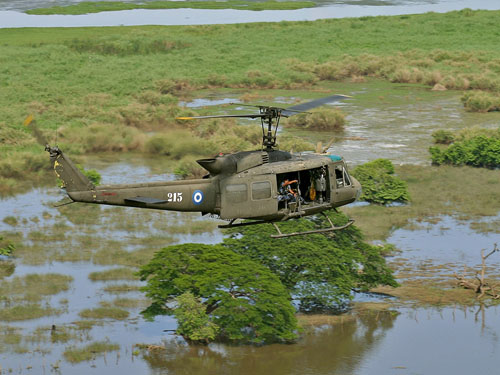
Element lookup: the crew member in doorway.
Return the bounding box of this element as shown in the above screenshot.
[279,179,300,203]
[315,169,327,204]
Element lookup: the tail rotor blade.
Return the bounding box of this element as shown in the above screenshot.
[24,115,49,146]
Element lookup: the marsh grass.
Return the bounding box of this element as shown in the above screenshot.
[2,216,18,226]
[4,10,500,188]
[297,313,356,328]
[0,304,61,322]
[71,320,103,330]
[79,307,129,320]
[0,326,29,354]
[102,284,142,294]
[89,267,138,281]
[32,325,80,344]
[469,219,500,234]
[101,298,149,309]
[285,108,345,131]
[93,247,158,267]
[0,262,15,279]
[344,165,500,240]
[63,340,120,363]
[373,280,477,307]
[0,273,73,303]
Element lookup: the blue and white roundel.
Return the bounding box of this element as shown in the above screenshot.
[192,190,204,205]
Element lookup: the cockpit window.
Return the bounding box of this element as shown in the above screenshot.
[335,165,351,187]
[343,167,351,186]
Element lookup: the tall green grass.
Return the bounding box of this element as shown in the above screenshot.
[3,9,500,189]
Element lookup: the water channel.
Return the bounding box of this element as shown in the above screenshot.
[0,0,499,28]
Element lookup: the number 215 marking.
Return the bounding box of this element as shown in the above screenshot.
[167,192,183,202]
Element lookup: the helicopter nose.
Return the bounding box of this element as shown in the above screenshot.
[351,176,362,201]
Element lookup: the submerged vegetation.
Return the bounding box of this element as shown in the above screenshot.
[63,340,120,363]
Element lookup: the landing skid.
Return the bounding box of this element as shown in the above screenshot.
[217,212,354,238]
[270,213,354,238]
[218,219,269,229]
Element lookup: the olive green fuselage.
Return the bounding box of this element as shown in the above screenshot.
[60,149,361,222]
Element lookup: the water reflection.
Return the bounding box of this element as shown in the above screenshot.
[143,309,397,375]
[138,305,500,375]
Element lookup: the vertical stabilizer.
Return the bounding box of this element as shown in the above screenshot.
[46,146,95,192]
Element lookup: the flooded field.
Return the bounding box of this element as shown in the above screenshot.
[1,81,499,373]
[183,82,500,166]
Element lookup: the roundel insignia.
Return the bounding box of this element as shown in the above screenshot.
[192,190,204,205]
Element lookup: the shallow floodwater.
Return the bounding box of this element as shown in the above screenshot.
[0,155,499,374]
[138,306,500,375]
[181,83,500,166]
[1,0,499,28]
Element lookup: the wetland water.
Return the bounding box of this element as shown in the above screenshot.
[0,158,499,374]
[1,0,500,28]
[1,78,500,375]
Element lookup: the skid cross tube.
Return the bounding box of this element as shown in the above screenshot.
[270,213,354,239]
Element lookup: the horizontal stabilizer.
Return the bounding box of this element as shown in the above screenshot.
[124,196,168,205]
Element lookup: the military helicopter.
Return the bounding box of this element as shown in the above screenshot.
[37,94,361,238]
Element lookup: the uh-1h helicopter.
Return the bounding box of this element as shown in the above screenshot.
[39,94,361,238]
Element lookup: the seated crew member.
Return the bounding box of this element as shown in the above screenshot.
[278,179,303,203]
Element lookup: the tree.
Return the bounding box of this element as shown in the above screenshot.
[139,244,298,344]
[173,292,219,344]
[223,211,398,312]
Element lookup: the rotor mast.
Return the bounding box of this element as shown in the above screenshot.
[260,106,281,151]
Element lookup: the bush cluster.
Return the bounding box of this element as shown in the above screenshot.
[461,91,500,112]
[429,128,500,168]
[351,159,410,204]
[285,108,345,131]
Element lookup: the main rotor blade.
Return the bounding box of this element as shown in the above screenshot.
[177,114,265,120]
[283,94,352,116]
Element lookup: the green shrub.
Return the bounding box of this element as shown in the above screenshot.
[430,135,500,168]
[351,159,410,204]
[76,165,101,185]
